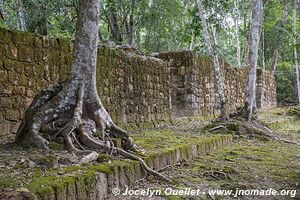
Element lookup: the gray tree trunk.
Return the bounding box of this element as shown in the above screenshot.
[242,0,263,121]
[270,0,290,75]
[14,0,170,182]
[196,0,228,120]
[128,0,135,45]
[16,0,27,31]
[15,0,131,152]
[294,0,300,105]
[0,0,6,21]
[261,27,265,70]
[234,0,241,67]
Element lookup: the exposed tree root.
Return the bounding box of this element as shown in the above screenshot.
[201,170,232,181]
[15,82,172,183]
[206,117,300,145]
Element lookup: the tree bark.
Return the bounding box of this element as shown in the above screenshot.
[270,0,290,75]
[16,0,130,151]
[16,0,27,31]
[196,0,228,120]
[294,0,300,104]
[0,0,6,21]
[242,0,263,121]
[128,0,135,45]
[261,27,265,70]
[14,0,169,182]
[234,0,241,67]
[108,0,122,44]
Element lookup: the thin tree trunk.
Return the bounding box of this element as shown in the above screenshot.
[294,0,300,104]
[234,0,241,67]
[0,0,6,22]
[270,49,278,73]
[244,14,252,65]
[16,0,27,31]
[242,0,263,121]
[108,0,122,44]
[128,0,135,45]
[261,26,265,70]
[196,0,228,120]
[189,29,194,50]
[270,0,290,75]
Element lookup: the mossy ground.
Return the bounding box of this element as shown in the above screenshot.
[0,118,212,195]
[109,107,300,200]
[1,107,299,200]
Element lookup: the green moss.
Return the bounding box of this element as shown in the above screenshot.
[11,30,33,46]
[86,163,113,174]
[0,28,11,43]
[48,142,64,150]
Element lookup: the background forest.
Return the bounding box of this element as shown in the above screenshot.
[0,0,298,103]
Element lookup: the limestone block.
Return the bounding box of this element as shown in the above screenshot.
[5,45,18,60]
[0,122,10,136]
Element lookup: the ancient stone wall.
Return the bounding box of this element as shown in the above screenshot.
[0,28,171,138]
[256,69,277,108]
[0,29,277,138]
[158,51,277,117]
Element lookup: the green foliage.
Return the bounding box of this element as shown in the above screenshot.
[275,61,296,103]
[1,0,77,39]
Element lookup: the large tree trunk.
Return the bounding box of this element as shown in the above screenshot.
[270,0,290,75]
[15,0,169,183]
[294,0,300,104]
[196,0,228,121]
[241,0,263,121]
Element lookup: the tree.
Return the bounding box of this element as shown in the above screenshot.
[15,0,169,182]
[293,0,300,104]
[196,0,229,121]
[234,0,241,67]
[242,0,264,120]
[270,0,290,75]
[16,0,27,31]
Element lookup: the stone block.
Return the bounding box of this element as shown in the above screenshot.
[0,122,10,136]
[0,45,5,58]
[5,45,18,60]
[5,109,20,121]
[0,28,11,44]
[18,46,33,62]
[12,31,33,46]
[10,121,21,134]
[0,70,7,82]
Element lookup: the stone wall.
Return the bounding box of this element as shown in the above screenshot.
[0,28,171,138]
[158,51,277,117]
[256,69,277,108]
[0,28,277,138]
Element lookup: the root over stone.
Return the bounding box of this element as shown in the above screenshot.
[15,81,171,183]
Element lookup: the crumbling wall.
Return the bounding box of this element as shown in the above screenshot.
[158,51,277,117]
[256,69,277,108]
[0,29,277,138]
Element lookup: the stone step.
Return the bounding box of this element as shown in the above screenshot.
[17,134,233,200]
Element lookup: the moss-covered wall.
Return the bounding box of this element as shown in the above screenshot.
[158,51,277,117]
[0,29,277,137]
[0,28,171,137]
